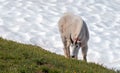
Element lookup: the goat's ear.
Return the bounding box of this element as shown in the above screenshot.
[70,35,73,44]
[75,38,80,44]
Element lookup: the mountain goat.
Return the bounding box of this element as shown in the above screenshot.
[58,13,89,61]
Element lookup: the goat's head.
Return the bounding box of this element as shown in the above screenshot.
[70,35,81,59]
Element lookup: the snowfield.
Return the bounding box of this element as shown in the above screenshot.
[0,0,120,70]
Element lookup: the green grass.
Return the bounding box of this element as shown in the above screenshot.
[0,37,119,73]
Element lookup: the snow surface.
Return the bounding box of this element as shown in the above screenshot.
[0,0,120,70]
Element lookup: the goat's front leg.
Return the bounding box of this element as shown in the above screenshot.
[61,36,69,58]
[81,45,88,62]
[63,41,69,58]
[67,40,71,58]
[63,47,68,58]
[63,47,70,58]
[64,40,71,58]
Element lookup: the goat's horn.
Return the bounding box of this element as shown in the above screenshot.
[70,34,73,44]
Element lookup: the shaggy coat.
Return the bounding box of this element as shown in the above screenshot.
[58,13,89,61]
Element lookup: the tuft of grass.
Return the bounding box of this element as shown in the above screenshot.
[0,37,118,73]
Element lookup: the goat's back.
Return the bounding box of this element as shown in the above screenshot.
[58,13,83,40]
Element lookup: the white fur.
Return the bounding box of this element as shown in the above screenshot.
[58,12,89,61]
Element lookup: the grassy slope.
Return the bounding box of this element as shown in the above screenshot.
[0,38,118,73]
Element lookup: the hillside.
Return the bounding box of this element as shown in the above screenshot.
[0,38,118,73]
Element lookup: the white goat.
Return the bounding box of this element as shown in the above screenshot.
[58,13,89,61]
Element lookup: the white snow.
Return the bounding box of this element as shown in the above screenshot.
[0,0,120,70]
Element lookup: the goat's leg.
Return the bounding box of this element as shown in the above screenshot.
[66,47,70,58]
[61,36,69,58]
[63,44,69,58]
[63,48,67,58]
[61,36,71,58]
[81,45,88,62]
[64,40,70,58]
[63,47,70,58]
[62,39,68,58]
